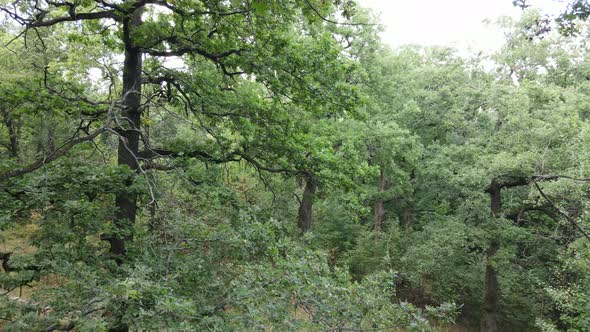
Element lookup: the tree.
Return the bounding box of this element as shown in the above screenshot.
[0,0,369,330]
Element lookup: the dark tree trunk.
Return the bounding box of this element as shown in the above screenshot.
[489,180,501,217]
[481,179,502,332]
[481,241,499,332]
[3,115,19,160]
[481,176,530,331]
[109,8,143,264]
[107,8,144,332]
[297,177,316,233]
[374,168,386,232]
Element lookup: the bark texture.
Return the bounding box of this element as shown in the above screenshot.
[297,177,317,233]
[110,8,143,264]
[482,180,502,332]
[481,241,499,332]
[3,115,19,160]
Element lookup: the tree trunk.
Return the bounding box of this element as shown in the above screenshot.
[481,241,499,332]
[482,180,501,332]
[108,8,144,332]
[489,180,501,218]
[3,115,19,160]
[297,177,316,233]
[374,168,386,231]
[109,8,143,264]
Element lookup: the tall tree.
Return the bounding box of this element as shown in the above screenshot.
[0,0,362,251]
[0,0,368,330]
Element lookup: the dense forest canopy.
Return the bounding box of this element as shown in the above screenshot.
[0,0,589,331]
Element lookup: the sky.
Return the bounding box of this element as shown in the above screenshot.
[357,0,568,53]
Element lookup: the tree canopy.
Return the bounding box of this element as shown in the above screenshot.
[0,1,589,331]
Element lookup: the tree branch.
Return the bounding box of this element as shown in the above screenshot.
[143,47,243,61]
[301,0,379,27]
[486,175,530,193]
[532,174,590,182]
[485,173,590,193]
[0,128,106,181]
[533,181,590,241]
[27,10,117,28]
[137,148,240,164]
[238,153,294,174]
[137,147,295,174]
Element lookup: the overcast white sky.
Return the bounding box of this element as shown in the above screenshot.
[357,0,568,53]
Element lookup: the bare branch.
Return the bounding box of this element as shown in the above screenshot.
[43,66,113,111]
[532,174,590,182]
[534,181,590,241]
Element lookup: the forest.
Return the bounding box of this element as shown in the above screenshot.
[0,0,590,331]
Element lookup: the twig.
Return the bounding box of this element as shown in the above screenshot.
[533,181,590,241]
[302,0,379,27]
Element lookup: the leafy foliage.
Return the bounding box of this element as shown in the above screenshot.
[0,2,589,331]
